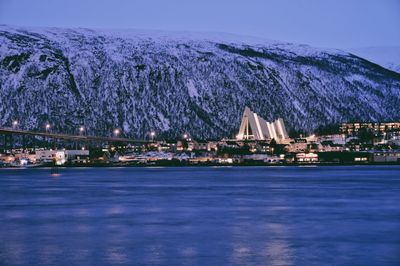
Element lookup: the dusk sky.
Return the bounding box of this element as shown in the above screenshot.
[0,0,399,49]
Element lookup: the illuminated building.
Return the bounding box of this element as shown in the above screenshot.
[236,106,289,142]
[340,122,400,135]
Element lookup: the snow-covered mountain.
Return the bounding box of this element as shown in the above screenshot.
[347,46,400,73]
[1,25,400,139]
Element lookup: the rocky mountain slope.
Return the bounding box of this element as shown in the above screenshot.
[1,25,400,139]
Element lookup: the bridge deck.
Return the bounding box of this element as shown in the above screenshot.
[0,128,148,143]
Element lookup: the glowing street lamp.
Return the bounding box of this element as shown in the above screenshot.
[183,133,188,140]
[150,131,156,142]
[113,129,120,137]
[79,126,85,135]
[12,120,18,129]
[45,123,51,132]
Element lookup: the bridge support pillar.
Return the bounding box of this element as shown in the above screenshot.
[1,134,4,153]
[3,134,13,153]
[22,135,26,151]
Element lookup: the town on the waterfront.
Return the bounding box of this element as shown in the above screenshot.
[1,107,400,168]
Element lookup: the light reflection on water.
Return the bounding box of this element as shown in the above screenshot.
[263,224,293,266]
[0,166,400,265]
[106,246,129,265]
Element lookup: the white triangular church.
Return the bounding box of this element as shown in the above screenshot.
[237,107,289,141]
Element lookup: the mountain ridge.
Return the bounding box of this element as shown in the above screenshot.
[1,25,399,139]
[347,46,400,73]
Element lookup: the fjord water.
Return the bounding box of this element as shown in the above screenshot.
[0,166,399,265]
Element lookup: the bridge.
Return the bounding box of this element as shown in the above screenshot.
[0,127,149,151]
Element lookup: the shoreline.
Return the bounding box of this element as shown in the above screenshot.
[2,161,400,169]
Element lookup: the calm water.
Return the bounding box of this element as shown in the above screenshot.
[0,166,399,265]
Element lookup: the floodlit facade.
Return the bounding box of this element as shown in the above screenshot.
[237,107,289,142]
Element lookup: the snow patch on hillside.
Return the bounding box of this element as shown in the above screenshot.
[187,80,199,98]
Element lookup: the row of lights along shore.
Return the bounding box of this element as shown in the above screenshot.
[10,120,190,141]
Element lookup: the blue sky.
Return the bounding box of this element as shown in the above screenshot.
[0,0,399,48]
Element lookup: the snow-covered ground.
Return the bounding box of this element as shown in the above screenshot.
[1,25,399,138]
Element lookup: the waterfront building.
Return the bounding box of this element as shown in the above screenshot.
[157,142,174,152]
[242,154,281,163]
[319,141,345,152]
[255,142,271,153]
[219,140,241,149]
[36,150,66,165]
[176,139,196,151]
[192,140,209,151]
[353,154,370,162]
[296,153,318,162]
[371,150,400,163]
[189,155,214,164]
[216,158,233,164]
[0,153,14,164]
[340,122,400,135]
[64,150,90,164]
[35,150,89,165]
[14,153,36,163]
[207,141,219,152]
[318,134,346,145]
[236,107,289,142]
[287,138,308,153]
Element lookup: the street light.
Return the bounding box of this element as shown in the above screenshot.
[150,131,156,142]
[12,120,18,129]
[79,126,85,135]
[113,129,120,137]
[183,133,188,139]
[45,123,51,132]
